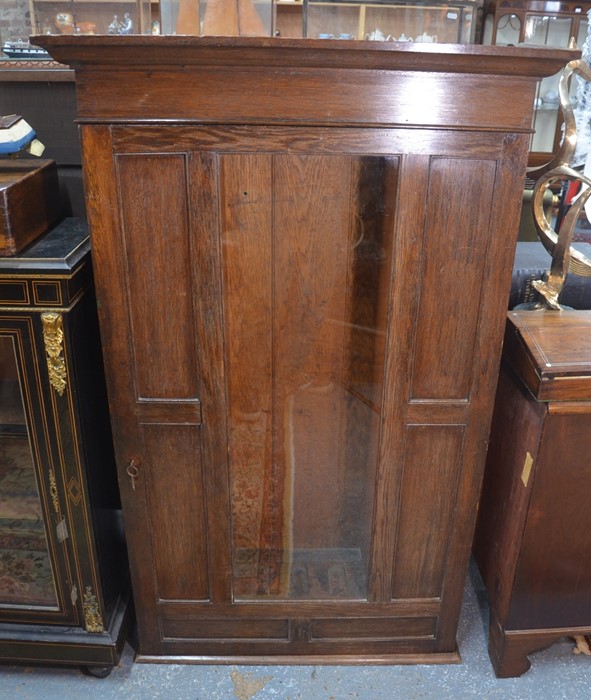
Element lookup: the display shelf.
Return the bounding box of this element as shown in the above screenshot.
[481,0,591,163]
[276,0,482,41]
[304,0,481,42]
[28,0,153,36]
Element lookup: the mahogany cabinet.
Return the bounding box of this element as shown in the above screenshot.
[35,36,575,663]
[473,311,591,677]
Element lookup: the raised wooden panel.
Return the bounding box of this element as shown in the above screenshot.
[112,125,506,160]
[391,425,464,599]
[310,616,436,641]
[142,424,209,601]
[74,66,536,132]
[411,157,497,401]
[162,617,290,640]
[116,154,198,400]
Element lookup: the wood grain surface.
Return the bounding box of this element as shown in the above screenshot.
[61,38,562,661]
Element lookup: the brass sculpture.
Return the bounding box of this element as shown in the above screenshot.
[529,54,591,310]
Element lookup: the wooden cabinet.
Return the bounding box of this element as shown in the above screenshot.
[0,218,130,674]
[473,310,591,677]
[36,35,574,663]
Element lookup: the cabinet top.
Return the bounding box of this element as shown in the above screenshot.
[0,218,89,275]
[33,35,577,80]
[505,311,591,402]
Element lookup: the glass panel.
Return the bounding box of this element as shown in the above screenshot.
[522,15,572,47]
[491,13,521,46]
[531,71,561,153]
[222,154,397,601]
[304,1,479,43]
[28,0,152,36]
[0,336,58,609]
[577,18,588,47]
[305,3,360,39]
[160,0,275,35]
[364,5,468,43]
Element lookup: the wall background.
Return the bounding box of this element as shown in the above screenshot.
[1,0,32,46]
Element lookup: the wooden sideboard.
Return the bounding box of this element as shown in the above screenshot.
[474,311,591,677]
[35,35,575,663]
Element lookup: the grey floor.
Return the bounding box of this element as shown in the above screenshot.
[1,563,590,700]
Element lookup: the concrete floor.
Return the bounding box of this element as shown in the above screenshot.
[1,564,590,700]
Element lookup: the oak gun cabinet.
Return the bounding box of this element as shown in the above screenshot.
[35,36,575,664]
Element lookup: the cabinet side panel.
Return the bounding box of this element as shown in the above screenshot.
[391,424,464,599]
[473,363,544,624]
[116,154,198,400]
[508,410,591,630]
[142,424,209,601]
[410,158,496,400]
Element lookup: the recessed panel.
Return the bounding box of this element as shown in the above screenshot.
[142,423,209,601]
[410,157,496,401]
[117,154,198,400]
[391,425,464,599]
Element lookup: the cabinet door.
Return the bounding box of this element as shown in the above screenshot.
[0,318,78,626]
[82,124,525,657]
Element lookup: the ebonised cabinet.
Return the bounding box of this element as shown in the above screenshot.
[0,218,130,675]
[36,36,575,663]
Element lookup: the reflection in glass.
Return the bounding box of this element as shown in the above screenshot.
[305,2,477,43]
[577,19,588,48]
[523,15,572,47]
[29,0,152,35]
[0,336,57,608]
[221,155,397,600]
[161,0,274,35]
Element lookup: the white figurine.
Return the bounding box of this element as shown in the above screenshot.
[120,13,133,34]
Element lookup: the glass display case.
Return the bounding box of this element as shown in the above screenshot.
[28,0,153,37]
[298,0,482,42]
[157,0,481,39]
[160,0,275,35]
[482,0,590,163]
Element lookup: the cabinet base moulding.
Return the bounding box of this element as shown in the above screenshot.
[135,650,461,666]
[0,584,132,670]
[489,616,591,679]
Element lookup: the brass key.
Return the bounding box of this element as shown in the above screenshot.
[126,459,140,491]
